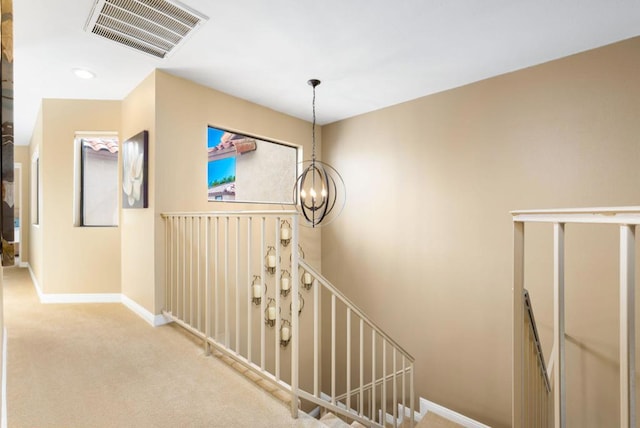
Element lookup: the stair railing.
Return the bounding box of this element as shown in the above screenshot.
[162,210,301,417]
[161,210,415,427]
[298,259,415,428]
[522,289,552,427]
[512,206,640,428]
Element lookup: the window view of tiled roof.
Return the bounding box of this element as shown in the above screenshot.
[82,138,119,153]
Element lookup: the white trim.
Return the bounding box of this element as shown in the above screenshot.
[121,295,171,327]
[511,206,640,215]
[18,262,28,269]
[305,406,321,419]
[417,397,490,428]
[38,292,122,304]
[512,207,640,226]
[26,263,43,301]
[320,390,487,428]
[23,263,171,327]
[74,131,119,137]
[26,263,120,304]
[2,327,7,428]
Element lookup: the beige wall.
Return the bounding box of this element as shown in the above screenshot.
[20,68,320,312]
[14,146,30,265]
[30,99,122,294]
[121,72,156,310]
[322,37,640,427]
[121,70,320,315]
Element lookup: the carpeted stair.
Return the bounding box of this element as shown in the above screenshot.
[315,410,463,428]
[415,411,464,427]
[319,412,366,427]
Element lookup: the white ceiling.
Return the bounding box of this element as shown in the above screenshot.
[13,0,640,146]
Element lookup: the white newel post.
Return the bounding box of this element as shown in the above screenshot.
[619,225,635,428]
[290,214,299,418]
[513,221,525,428]
[553,223,566,428]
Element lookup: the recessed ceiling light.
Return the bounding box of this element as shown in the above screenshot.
[73,68,96,79]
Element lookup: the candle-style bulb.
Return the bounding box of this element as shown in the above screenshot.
[310,188,317,199]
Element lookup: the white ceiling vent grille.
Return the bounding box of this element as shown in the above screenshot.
[85,0,208,59]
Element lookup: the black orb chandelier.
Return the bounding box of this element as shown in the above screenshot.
[294,79,345,227]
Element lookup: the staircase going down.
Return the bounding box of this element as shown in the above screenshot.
[315,410,462,428]
[161,211,416,427]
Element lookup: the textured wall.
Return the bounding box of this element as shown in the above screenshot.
[321,37,640,427]
[35,99,121,295]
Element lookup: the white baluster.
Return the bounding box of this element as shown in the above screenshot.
[331,294,336,405]
[553,223,565,428]
[275,217,281,380]
[291,214,299,418]
[224,217,230,347]
[260,217,266,370]
[359,319,364,416]
[247,217,252,362]
[235,216,240,353]
[205,217,211,355]
[214,217,219,342]
[620,224,636,428]
[346,307,351,411]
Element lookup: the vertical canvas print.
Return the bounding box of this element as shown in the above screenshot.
[122,130,148,209]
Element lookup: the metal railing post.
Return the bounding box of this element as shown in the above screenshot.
[204,217,211,355]
[291,214,300,418]
[513,220,525,428]
[246,217,252,362]
[275,217,281,380]
[620,225,636,427]
[553,223,566,428]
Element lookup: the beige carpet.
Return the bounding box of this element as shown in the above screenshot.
[3,267,323,427]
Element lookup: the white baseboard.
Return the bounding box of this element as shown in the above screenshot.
[26,262,121,304]
[39,292,122,304]
[22,263,171,328]
[121,295,171,327]
[319,390,487,428]
[393,397,490,428]
[416,397,490,428]
[25,263,43,301]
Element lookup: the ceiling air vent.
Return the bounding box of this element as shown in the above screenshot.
[85,0,208,59]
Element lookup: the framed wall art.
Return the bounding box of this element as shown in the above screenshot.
[122,130,148,209]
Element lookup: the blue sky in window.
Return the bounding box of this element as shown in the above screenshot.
[207,126,236,188]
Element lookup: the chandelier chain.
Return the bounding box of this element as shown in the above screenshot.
[295,78,344,227]
[311,84,317,162]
